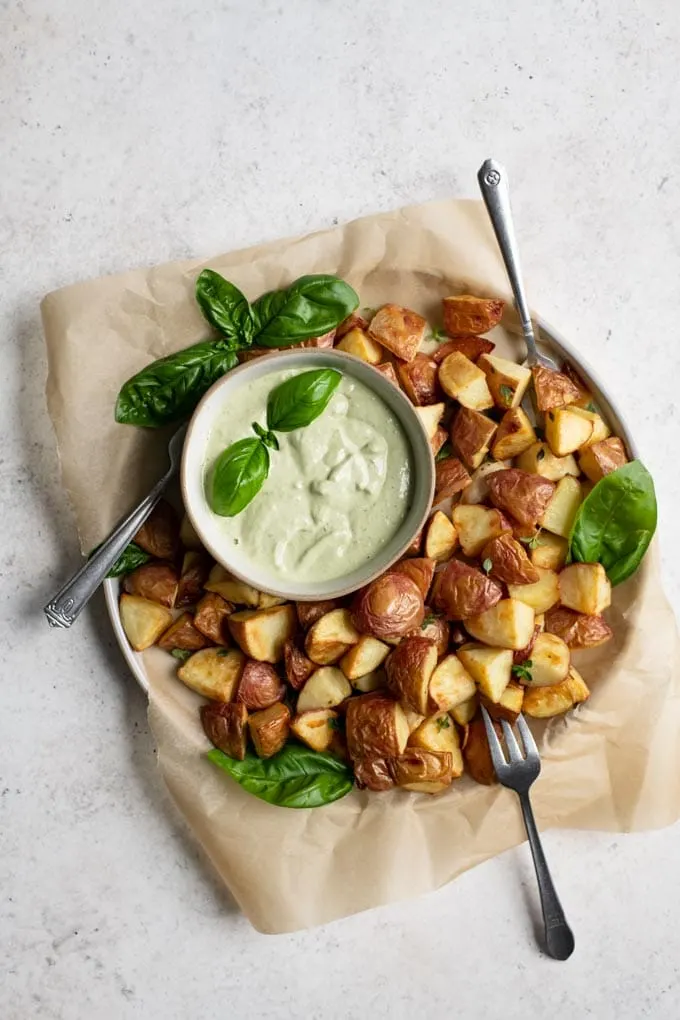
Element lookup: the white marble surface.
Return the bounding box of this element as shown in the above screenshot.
[3,1,680,1017]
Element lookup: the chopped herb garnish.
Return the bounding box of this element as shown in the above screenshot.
[482,557,493,573]
[512,660,533,683]
[436,715,451,731]
[499,384,514,406]
[586,401,597,413]
[171,649,193,663]
[421,612,441,629]
[435,441,453,462]
[519,531,542,550]
[430,326,449,342]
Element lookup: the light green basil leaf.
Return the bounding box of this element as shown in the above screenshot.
[266,368,341,432]
[210,438,269,517]
[207,744,354,808]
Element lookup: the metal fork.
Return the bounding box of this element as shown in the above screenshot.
[481,706,575,960]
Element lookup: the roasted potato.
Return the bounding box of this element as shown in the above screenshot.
[438,352,494,410]
[392,557,436,599]
[431,558,503,620]
[540,476,582,538]
[412,610,449,659]
[340,634,390,680]
[404,526,424,557]
[176,551,212,608]
[450,694,478,726]
[523,666,590,718]
[119,593,173,651]
[451,406,498,470]
[297,666,352,712]
[452,504,512,557]
[177,647,245,701]
[336,326,383,364]
[200,701,248,760]
[305,608,360,665]
[480,681,524,723]
[353,667,387,693]
[491,407,537,460]
[368,304,427,362]
[353,757,395,791]
[409,713,464,775]
[205,565,262,607]
[390,748,455,793]
[179,512,204,551]
[459,460,510,505]
[545,407,593,456]
[515,441,580,482]
[512,621,542,665]
[560,362,591,402]
[558,563,611,615]
[520,633,570,687]
[401,708,424,734]
[544,606,613,649]
[193,592,234,646]
[157,612,211,652]
[507,567,560,613]
[283,639,316,690]
[290,709,340,753]
[566,407,609,447]
[397,353,442,405]
[530,532,569,571]
[477,353,532,410]
[488,469,556,527]
[463,717,500,785]
[345,692,410,759]
[457,644,514,702]
[295,599,341,630]
[429,653,476,710]
[248,703,291,758]
[228,604,296,663]
[414,402,446,440]
[236,660,285,710]
[133,499,179,560]
[123,561,178,608]
[434,457,472,504]
[531,363,581,411]
[424,512,458,562]
[336,311,370,339]
[464,599,536,651]
[385,636,438,714]
[481,533,540,585]
[351,572,425,640]
[432,335,495,363]
[374,362,400,387]
[442,294,504,336]
[579,437,628,483]
[431,426,448,458]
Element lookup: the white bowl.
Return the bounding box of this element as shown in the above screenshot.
[179,348,436,601]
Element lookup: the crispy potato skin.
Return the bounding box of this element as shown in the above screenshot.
[431,426,448,458]
[236,661,285,710]
[390,748,454,789]
[133,499,180,560]
[385,636,438,714]
[391,557,436,600]
[176,551,212,608]
[368,304,427,362]
[491,407,536,460]
[353,756,395,791]
[462,717,499,785]
[336,312,370,339]
[397,353,442,405]
[431,558,503,620]
[404,526,424,557]
[351,573,425,640]
[451,407,498,470]
[432,336,495,362]
[409,610,449,658]
[480,682,525,723]
[200,702,248,760]
[304,608,360,665]
[434,457,471,504]
[481,533,540,585]
[239,331,335,361]
[346,692,408,760]
[579,437,627,482]
[193,592,234,645]
[157,612,212,651]
[373,362,400,387]
[531,364,581,411]
[544,607,613,649]
[295,599,341,630]
[488,469,556,527]
[123,561,178,608]
[283,639,316,690]
[512,622,542,665]
[442,295,504,336]
[248,703,291,758]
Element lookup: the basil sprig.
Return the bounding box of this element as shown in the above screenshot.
[568,460,657,585]
[207,744,353,809]
[210,369,341,518]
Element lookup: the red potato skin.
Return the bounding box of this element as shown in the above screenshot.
[403,526,424,557]
[295,599,342,630]
[397,354,443,406]
[431,558,503,621]
[531,364,581,411]
[392,558,436,601]
[389,749,454,788]
[336,313,370,339]
[488,469,556,527]
[351,573,425,640]
[123,561,178,608]
[481,533,540,585]
[462,717,500,785]
[176,552,212,608]
[193,592,234,646]
[133,499,180,561]
[368,304,427,362]
[157,612,212,651]
[236,661,285,710]
[373,362,400,387]
[544,607,614,649]
[451,406,497,469]
[512,622,542,665]
[283,639,316,690]
[431,427,448,458]
[200,702,248,760]
[385,636,437,713]
[345,692,406,760]
[353,757,395,791]
[432,336,495,363]
[434,457,471,504]
[239,330,336,361]
[408,610,449,658]
[442,296,505,337]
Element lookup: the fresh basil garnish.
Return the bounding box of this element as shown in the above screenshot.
[568,459,657,585]
[210,438,269,517]
[266,368,341,432]
[105,542,151,578]
[512,660,533,683]
[195,270,254,346]
[252,275,359,348]
[207,744,353,808]
[115,341,238,427]
[251,422,279,450]
[435,441,453,462]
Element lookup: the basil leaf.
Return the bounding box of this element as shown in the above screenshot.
[104,542,151,578]
[115,341,238,427]
[251,421,279,450]
[568,460,657,585]
[266,369,341,432]
[435,441,453,462]
[207,744,353,808]
[252,275,359,348]
[210,438,269,517]
[195,270,254,345]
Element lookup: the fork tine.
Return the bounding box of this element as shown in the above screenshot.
[481,706,507,772]
[501,720,523,763]
[516,713,539,759]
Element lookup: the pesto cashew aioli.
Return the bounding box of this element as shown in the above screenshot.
[203,368,413,583]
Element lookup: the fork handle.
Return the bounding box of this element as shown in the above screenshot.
[518,791,575,961]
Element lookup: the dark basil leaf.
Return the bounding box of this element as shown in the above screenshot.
[251,421,279,450]
[266,369,341,432]
[195,270,254,345]
[115,341,238,428]
[210,438,269,517]
[435,441,453,462]
[252,274,359,348]
[104,542,151,578]
[207,744,353,808]
[569,460,657,585]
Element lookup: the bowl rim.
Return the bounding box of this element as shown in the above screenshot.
[179,347,436,601]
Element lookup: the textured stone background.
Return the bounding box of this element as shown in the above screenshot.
[2,1,679,1017]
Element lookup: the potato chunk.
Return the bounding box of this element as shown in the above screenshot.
[133,499,179,560]
[463,717,500,785]
[520,633,570,687]
[531,364,581,411]
[193,592,234,646]
[409,713,464,775]
[451,406,498,470]
[431,426,448,458]
[424,511,458,562]
[177,647,245,701]
[296,667,352,712]
[480,681,524,723]
[236,660,285,710]
[544,606,613,649]
[442,294,504,336]
[530,532,569,571]
[291,709,340,753]
[228,604,296,662]
[200,702,248,760]
[295,599,341,630]
[368,304,427,362]
[340,635,390,680]
[411,611,449,658]
[205,565,262,607]
[515,441,580,482]
[429,654,476,710]
[390,748,455,793]
[123,562,178,609]
[559,563,611,615]
[491,407,537,460]
[346,692,410,759]
[157,612,211,652]
[464,599,536,651]
[482,532,539,585]
[579,437,628,483]
[374,361,400,387]
[431,558,503,620]
[523,666,590,718]
[392,557,436,600]
[176,551,212,609]
[459,461,510,505]
[397,353,442,405]
[119,594,172,651]
[438,352,494,410]
[283,640,316,690]
[414,401,445,440]
[305,608,360,665]
[477,353,532,410]
[545,407,593,456]
[450,694,478,725]
[386,636,439,715]
[336,327,383,364]
[352,573,425,639]
[540,475,583,538]
[457,643,514,701]
[432,335,495,362]
[352,667,387,693]
[507,567,560,613]
[434,457,472,503]
[452,504,512,557]
[487,468,556,528]
[248,703,290,758]
[353,757,395,791]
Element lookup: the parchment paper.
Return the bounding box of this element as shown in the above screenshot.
[42,200,680,933]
